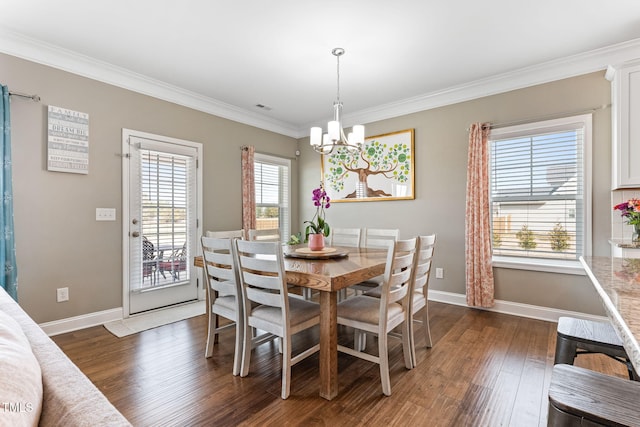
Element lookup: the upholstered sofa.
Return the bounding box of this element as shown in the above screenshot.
[0,287,131,426]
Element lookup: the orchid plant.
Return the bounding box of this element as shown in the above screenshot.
[304,183,331,241]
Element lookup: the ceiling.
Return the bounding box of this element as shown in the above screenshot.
[2,1,640,138]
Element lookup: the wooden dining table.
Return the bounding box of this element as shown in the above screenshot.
[579,256,640,373]
[194,245,387,400]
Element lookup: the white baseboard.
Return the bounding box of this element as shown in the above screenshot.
[428,290,608,323]
[39,292,607,337]
[39,307,123,336]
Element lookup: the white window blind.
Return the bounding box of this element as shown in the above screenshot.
[254,153,290,240]
[489,115,591,263]
[131,142,197,290]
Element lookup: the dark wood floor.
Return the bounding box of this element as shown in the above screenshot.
[52,302,627,427]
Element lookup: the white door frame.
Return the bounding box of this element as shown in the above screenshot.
[121,128,203,317]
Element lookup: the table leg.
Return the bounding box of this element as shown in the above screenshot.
[319,290,338,400]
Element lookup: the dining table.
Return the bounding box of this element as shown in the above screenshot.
[579,256,640,373]
[194,244,388,400]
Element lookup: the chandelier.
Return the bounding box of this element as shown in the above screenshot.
[310,48,365,155]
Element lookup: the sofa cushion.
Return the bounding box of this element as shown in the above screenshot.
[0,288,131,427]
[0,309,42,427]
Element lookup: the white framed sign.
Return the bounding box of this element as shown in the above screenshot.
[47,105,89,174]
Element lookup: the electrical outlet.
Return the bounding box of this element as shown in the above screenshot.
[56,287,69,302]
[435,268,444,279]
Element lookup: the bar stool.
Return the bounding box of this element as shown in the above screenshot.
[548,364,640,426]
[555,316,636,380]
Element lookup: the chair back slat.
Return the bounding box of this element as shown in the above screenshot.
[388,266,413,304]
[206,229,245,239]
[242,270,282,292]
[246,286,283,307]
[209,278,236,296]
[363,228,399,248]
[392,250,414,271]
[239,254,279,274]
[248,228,281,243]
[330,227,361,247]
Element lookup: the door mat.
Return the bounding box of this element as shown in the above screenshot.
[103,300,206,337]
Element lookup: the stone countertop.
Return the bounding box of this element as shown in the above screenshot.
[609,239,640,249]
[580,256,640,372]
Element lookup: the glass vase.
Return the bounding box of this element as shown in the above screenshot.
[633,224,640,243]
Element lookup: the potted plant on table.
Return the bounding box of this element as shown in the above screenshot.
[304,183,331,251]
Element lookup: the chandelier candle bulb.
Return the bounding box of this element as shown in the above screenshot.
[310,127,322,146]
[353,125,365,144]
[322,134,331,147]
[328,121,340,141]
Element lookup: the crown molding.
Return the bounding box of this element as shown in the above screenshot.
[3,26,640,140]
[0,27,300,138]
[307,38,640,135]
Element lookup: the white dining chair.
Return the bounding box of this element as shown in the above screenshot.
[200,236,244,375]
[336,237,417,396]
[409,234,436,365]
[248,228,281,242]
[350,228,399,295]
[329,227,362,301]
[206,229,245,240]
[235,239,320,399]
[365,234,437,368]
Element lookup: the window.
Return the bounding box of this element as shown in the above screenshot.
[489,114,591,274]
[254,153,290,240]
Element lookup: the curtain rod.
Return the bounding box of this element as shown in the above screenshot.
[8,91,40,102]
[240,146,297,160]
[468,104,610,132]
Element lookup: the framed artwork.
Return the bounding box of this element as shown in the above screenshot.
[321,128,415,202]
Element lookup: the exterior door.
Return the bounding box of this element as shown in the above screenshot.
[122,129,202,315]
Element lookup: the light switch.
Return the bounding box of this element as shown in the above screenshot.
[96,208,116,221]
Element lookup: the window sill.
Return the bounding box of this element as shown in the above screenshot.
[492,256,586,276]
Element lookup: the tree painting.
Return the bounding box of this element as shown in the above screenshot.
[323,129,414,201]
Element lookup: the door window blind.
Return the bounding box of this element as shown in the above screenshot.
[131,142,197,290]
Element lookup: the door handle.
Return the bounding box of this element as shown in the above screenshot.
[131,231,140,238]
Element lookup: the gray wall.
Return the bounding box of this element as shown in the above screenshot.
[3,49,611,322]
[2,52,298,323]
[298,71,610,315]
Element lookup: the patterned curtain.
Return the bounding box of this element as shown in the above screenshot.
[241,146,256,236]
[0,86,18,301]
[465,123,494,308]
